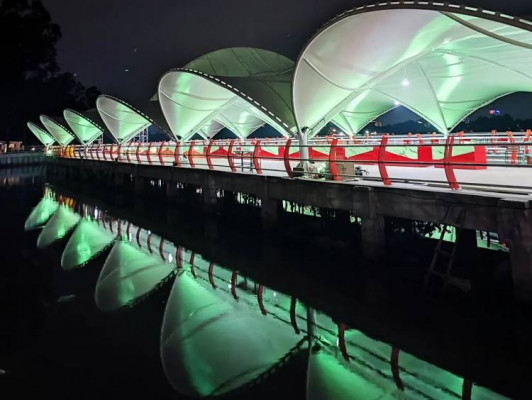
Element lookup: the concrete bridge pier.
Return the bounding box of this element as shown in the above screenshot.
[80,168,90,182]
[134,176,145,193]
[204,215,219,241]
[114,173,125,187]
[497,201,532,302]
[222,190,238,206]
[166,180,179,199]
[361,215,386,261]
[508,244,532,302]
[203,177,218,213]
[261,197,280,231]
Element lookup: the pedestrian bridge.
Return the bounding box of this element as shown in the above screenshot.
[54,131,531,194]
[47,131,532,302]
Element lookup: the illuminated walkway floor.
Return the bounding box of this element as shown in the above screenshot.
[170,157,532,197]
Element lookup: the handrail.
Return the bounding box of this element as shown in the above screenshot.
[54,132,532,193]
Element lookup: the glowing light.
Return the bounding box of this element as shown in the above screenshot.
[401,78,410,87]
[394,100,401,106]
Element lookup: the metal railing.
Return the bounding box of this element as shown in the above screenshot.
[50,130,532,193]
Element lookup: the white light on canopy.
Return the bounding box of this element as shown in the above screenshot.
[63,109,104,145]
[293,3,532,136]
[26,122,55,146]
[198,119,225,139]
[158,48,297,141]
[39,115,75,146]
[96,95,152,143]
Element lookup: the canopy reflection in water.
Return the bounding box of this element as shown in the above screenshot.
[24,189,513,399]
[61,219,116,270]
[161,270,303,397]
[95,240,176,311]
[24,196,58,231]
[307,313,509,400]
[307,345,397,400]
[36,205,80,249]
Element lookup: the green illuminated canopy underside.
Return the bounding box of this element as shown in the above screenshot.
[61,219,116,270]
[37,206,81,249]
[293,4,532,136]
[94,240,176,311]
[63,109,104,145]
[158,48,297,141]
[26,122,55,146]
[39,115,75,146]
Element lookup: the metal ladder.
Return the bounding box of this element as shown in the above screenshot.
[423,208,471,293]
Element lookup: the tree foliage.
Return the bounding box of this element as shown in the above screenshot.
[0,0,100,141]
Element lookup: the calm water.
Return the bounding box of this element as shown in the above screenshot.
[1,169,531,399]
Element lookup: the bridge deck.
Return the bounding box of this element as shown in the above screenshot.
[48,157,532,302]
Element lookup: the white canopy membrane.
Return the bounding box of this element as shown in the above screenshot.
[292,3,532,136]
[61,218,117,270]
[26,122,55,146]
[96,95,173,143]
[39,115,76,146]
[160,269,303,397]
[158,47,297,141]
[94,239,176,311]
[63,109,105,145]
[24,195,58,231]
[198,119,225,139]
[36,205,81,249]
[96,95,152,144]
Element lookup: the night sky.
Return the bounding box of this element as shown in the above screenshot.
[40,0,532,119]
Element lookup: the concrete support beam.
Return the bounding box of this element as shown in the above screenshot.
[204,216,218,241]
[165,206,179,226]
[361,215,386,261]
[134,176,145,193]
[114,173,125,186]
[166,180,179,199]
[203,186,217,213]
[497,200,532,302]
[261,197,280,231]
[223,190,237,205]
[509,244,532,302]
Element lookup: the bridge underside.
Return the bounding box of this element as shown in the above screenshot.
[49,157,532,302]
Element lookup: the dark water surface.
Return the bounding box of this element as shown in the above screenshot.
[1,170,531,399]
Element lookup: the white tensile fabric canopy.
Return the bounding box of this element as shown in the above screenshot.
[96,95,173,143]
[39,115,76,146]
[63,109,105,145]
[96,95,152,144]
[158,48,297,141]
[27,122,55,146]
[292,3,532,136]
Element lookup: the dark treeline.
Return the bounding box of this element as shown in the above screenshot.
[0,0,99,142]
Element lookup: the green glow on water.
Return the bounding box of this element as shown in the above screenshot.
[36,206,81,249]
[95,241,175,311]
[61,219,116,269]
[161,271,302,397]
[24,197,59,230]
[310,312,509,400]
